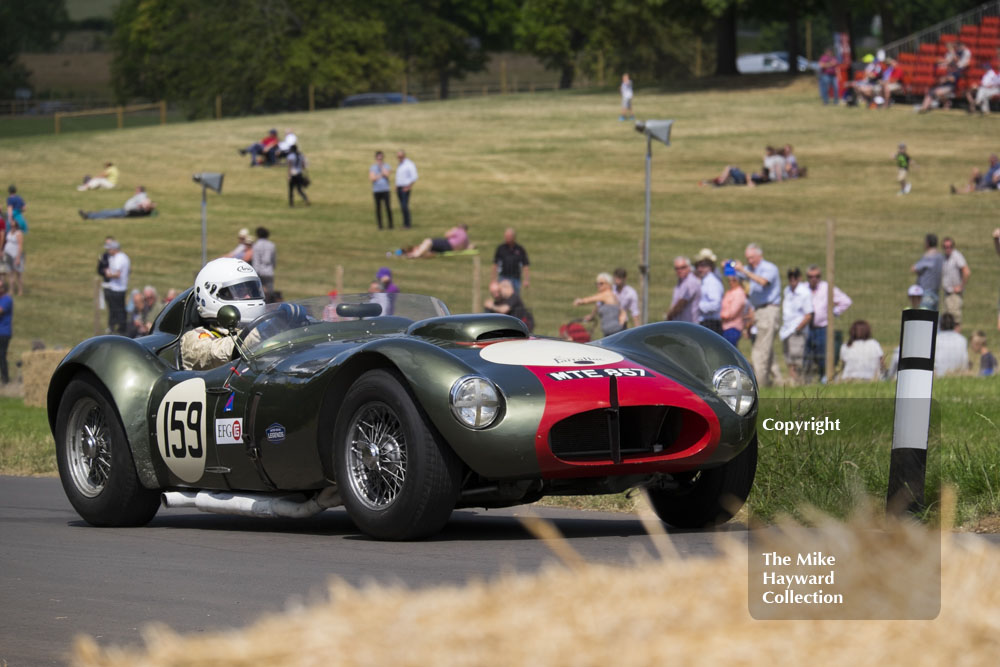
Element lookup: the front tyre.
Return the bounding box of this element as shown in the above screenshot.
[55,375,160,526]
[649,433,758,529]
[332,369,461,540]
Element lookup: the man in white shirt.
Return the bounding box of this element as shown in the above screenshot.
[101,239,130,335]
[966,63,1000,114]
[395,149,418,228]
[935,313,969,376]
[693,248,724,334]
[779,267,813,384]
[278,128,298,156]
[941,236,970,330]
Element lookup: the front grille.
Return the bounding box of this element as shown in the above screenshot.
[549,406,683,461]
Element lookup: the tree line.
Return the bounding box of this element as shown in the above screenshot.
[2,0,986,117]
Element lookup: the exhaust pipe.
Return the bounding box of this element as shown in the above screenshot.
[161,487,341,519]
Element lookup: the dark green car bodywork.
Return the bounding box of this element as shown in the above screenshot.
[48,290,757,505]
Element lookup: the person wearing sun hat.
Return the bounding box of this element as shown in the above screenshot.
[693,248,724,334]
[226,228,253,263]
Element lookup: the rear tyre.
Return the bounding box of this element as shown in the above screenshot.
[649,433,758,529]
[55,375,161,526]
[332,369,461,540]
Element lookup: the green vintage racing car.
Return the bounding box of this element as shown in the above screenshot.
[49,291,758,540]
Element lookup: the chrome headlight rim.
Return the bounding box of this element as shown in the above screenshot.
[449,375,502,429]
[712,365,756,417]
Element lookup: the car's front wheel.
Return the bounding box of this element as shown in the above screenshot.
[55,375,161,526]
[648,433,758,529]
[332,369,461,540]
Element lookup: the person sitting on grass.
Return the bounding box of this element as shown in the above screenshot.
[950,154,1000,194]
[970,330,996,376]
[238,129,279,167]
[699,165,750,187]
[398,224,471,258]
[838,320,883,381]
[77,162,119,190]
[79,186,156,220]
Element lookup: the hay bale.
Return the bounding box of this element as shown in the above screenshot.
[21,349,67,408]
[71,512,1000,667]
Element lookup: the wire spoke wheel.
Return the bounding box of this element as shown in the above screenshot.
[346,403,408,511]
[66,397,112,498]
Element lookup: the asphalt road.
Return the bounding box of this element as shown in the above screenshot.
[0,476,740,666]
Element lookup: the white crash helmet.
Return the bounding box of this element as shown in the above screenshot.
[193,258,266,324]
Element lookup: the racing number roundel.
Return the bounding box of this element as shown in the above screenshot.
[155,378,208,483]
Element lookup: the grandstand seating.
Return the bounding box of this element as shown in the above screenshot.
[850,14,999,107]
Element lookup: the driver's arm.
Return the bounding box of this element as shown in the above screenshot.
[181,329,236,371]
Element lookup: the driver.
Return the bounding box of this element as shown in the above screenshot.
[181,258,267,371]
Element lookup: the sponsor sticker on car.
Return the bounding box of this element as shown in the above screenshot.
[216,418,243,444]
[266,423,286,443]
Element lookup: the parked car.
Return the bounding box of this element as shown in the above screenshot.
[49,291,758,540]
[737,52,819,74]
[340,92,418,107]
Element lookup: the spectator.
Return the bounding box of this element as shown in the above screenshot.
[779,267,814,384]
[163,288,179,305]
[951,154,1000,194]
[239,129,279,167]
[369,150,394,230]
[403,224,469,258]
[907,284,924,309]
[101,239,130,335]
[693,248,723,334]
[619,73,634,121]
[612,267,639,328]
[854,52,885,107]
[485,279,533,331]
[277,128,298,158]
[970,331,996,376]
[804,265,852,382]
[574,272,625,337]
[720,262,748,348]
[894,143,912,195]
[6,185,28,233]
[287,145,310,207]
[77,162,120,190]
[934,313,969,376]
[941,236,970,331]
[126,290,151,338]
[376,267,399,294]
[665,256,701,323]
[965,62,1000,114]
[699,164,750,187]
[911,233,943,310]
[226,228,254,263]
[0,277,10,384]
[782,144,805,179]
[79,186,156,219]
[492,227,530,293]
[251,227,276,298]
[917,42,968,113]
[752,146,784,186]
[2,221,23,297]
[732,243,782,386]
[878,56,904,107]
[839,320,883,381]
[395,149,418,228]
[817,48,839,104]
[142,285,159,318]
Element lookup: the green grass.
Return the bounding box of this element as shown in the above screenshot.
[1,76,998,523]
[0,398,55,476]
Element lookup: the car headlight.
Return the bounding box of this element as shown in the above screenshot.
[449,376,501,429]
[713,366,755,416]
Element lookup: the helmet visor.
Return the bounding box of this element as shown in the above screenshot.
[217,279,263,301]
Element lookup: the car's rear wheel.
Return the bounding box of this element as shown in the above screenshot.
[648,433,757,529]
[55,375,160,526]
[332,369,461,540]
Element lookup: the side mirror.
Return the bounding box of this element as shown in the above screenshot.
[217,305,241,332]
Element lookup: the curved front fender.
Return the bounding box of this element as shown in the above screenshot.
[48,335,174,489]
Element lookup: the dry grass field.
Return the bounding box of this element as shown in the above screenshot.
[2,76,998,368]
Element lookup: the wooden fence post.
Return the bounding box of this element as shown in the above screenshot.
[116,106,124,129]
[160,100,167,125]
[309,84,315,112]
[215,94,222,119]
[54,113,61,135]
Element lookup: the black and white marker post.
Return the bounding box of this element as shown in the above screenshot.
[887,308,938,516]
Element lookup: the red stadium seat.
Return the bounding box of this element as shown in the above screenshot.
[940,33,958,43]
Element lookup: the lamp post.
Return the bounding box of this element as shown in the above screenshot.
[192,172,224,267]
[633,120,673,325]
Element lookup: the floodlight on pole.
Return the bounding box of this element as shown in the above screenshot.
[192,172,224,267]
[634,119,673,325]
